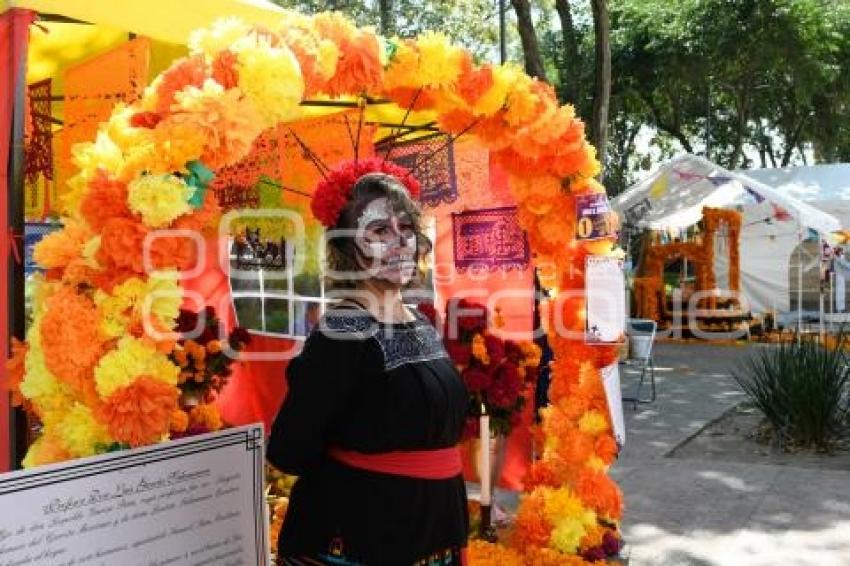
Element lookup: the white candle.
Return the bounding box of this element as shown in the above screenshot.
[479,414,491,506]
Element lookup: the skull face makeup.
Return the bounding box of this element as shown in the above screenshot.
[354,197,418,286]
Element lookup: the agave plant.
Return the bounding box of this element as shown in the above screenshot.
[733,333,850,450]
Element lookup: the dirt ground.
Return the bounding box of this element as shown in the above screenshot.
[668,402,850,471]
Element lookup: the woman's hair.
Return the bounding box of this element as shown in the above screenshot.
[325,173,432,290]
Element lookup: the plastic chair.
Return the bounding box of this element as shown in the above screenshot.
[621,318,657,409]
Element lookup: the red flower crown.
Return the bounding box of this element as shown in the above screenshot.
[310,157,422,228]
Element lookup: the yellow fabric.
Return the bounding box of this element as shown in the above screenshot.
[3,0,286,45]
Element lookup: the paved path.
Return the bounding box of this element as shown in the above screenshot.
[614,342,850,566]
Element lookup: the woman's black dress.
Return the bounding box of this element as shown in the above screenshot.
[267,306,470,565]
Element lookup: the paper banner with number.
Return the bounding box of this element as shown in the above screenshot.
[575,193,617,241]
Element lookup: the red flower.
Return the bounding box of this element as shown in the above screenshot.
[445,340,471,366]
[176,309,200,334]
[229,327,252,349]
[310,157,421,228]
[462,366,491,393]
[504,340,523,363]
[130,111,163,129]
[488,362,522,409]
[484,334,505,364]
[446,298,487,334]
[602,531,622,556]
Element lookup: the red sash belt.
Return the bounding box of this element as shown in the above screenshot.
[328,446,462,480]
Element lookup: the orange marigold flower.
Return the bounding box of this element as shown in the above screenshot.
[97,217,148,273]
[5,338,28,408]
[513,491,553,549]
[211,49,240,89]
[169,409,189,434]
[314,13,383,97]
[156,55,208,115]
[458,61,495,107]
[32,219,92,271]
[79,170,132,232]
[576,468,624,520]
[189,403,223,431]
[99,376,179,447]
[594,434,619,466]
[467,540,523,566]
[40,286,106,397]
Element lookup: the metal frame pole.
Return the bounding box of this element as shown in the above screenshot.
[7,12,29,469]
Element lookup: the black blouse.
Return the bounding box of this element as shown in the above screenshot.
[267,306,470,565]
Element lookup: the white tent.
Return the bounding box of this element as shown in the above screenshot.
[735,163,850,229]
[612,154,841,317]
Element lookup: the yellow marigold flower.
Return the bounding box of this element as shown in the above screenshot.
[550,517,587,555]
[578,410,609,436]
[57,403,113,458]
[127,174,192,229]
[188,17,251,59]
[413,32,465,88]
[95,272,182,338]
[94,336,180,398]
[234,37,304,125]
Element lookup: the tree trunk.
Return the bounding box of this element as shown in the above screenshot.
[555,0,580,104]
[510,0,548,81]
[590,0,611,177]
[378,0,393,35]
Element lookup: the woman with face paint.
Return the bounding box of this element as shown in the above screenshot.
[267,159,470,565]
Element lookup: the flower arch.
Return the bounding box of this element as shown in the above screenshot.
[12,11,622,563]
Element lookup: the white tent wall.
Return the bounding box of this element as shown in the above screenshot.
[739,202,797,314]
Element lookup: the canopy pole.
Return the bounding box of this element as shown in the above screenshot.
[7,12,30,469]
[797,231,803,341]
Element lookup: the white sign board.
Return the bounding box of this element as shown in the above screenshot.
[585,256,626,344]
[0,424,268,566]
[601,363,626,447]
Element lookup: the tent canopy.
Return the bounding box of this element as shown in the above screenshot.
[2,0,286,44]
[612,154,841,234]
[737,163,850,229]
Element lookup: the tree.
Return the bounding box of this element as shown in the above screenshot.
[590,0,611,176]
[511,0,549,80]
[554,0,581,105]
[378,0,394,35]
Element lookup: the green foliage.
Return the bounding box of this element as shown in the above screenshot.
[271,0,504,59]
[269,0,849,194]
[733,334,850,450]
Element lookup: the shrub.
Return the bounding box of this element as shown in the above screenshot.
[733,333,850,450]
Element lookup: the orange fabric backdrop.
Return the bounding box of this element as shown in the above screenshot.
[430,142,535,490]
[57,37,150,210]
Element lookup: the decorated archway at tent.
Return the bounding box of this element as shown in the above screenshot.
[10,12,622,563]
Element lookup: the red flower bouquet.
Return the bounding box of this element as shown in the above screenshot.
[441,298,542,438]
[169,307,251,435]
